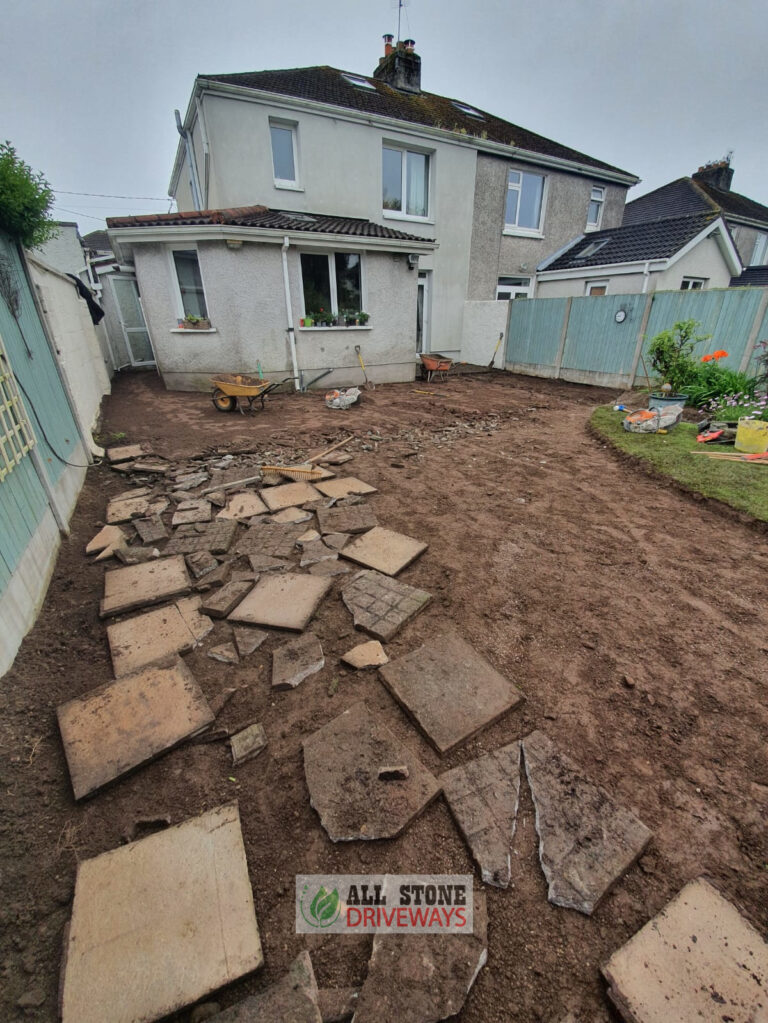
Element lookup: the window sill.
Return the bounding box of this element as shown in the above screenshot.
[170,327,218,334]
[502,227,544,239]
[298,326,372,332]
[382,211,434,225]
[584,224,601,233]
[274,182,304,192]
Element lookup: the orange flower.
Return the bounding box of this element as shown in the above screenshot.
[701,354,713,362]
[713,349,729,359]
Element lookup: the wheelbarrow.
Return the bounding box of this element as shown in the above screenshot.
[211,373,292,413]
[419,352,453,383]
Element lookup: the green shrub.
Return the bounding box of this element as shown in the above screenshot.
[647,319,710,393]
[683,364,757,407]
[0,141,58,248]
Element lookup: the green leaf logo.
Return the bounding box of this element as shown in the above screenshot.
[303,885,340,928]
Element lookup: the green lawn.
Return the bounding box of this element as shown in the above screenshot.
[590,406,768,522]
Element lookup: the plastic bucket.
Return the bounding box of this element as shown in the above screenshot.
[734,418,768,453]
[649,392,688,411]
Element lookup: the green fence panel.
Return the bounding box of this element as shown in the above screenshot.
[505,297,567,369]
[561,294,647,375]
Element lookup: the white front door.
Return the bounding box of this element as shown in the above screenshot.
[110,276,155,367]
[416,270,431,354]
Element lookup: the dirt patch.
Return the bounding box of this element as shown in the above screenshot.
[2,369,767,1022]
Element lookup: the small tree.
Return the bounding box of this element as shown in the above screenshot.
[0,141,58,248]
[647,319,710,393]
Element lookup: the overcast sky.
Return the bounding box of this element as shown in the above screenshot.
[3,0,766,235]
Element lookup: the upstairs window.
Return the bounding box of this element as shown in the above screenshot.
[750,233,768,266]
[270,120,298,187]
[382,146,430,218]
[505,170,545,233]
[172,249,208,318]
[586,186,605,229]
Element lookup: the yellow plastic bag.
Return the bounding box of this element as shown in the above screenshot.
[735,418,768,453]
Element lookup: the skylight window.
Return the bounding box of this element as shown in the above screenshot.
[574,238,609,260]
[342,73,376,91]
[452,101,484,119]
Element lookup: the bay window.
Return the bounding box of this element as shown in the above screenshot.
[301,252,362,321]
[505,169,545,234]
[382,145,430,218]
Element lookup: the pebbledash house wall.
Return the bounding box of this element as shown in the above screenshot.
[467,153,629,301]
[175,91,480,359]
[133,238,418,391]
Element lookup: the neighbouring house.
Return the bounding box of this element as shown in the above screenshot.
[623,158,768,270]
[107,205,435,390]
[32,221,85,276]
[534,212,741,298]
[114,36,637,387]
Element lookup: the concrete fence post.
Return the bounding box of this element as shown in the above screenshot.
[630,293,655,388]
[552,297,572,380]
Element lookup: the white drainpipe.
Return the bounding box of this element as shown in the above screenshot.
[281,236,301,391]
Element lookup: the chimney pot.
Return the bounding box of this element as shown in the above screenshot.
[383,33,394,56]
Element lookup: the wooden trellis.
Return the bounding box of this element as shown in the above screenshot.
[0,333,35,481]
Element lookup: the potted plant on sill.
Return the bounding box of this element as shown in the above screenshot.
[182,314,211,330]
[647,319,709,410]
[358,311,369,326]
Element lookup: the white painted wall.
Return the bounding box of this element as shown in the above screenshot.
[133,238,418,390]
[32,224,84,275]
[460,300,509,365]
[27,255,111,433]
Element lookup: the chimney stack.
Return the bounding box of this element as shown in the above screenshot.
[373,35,421,93]
[692,156,734,193]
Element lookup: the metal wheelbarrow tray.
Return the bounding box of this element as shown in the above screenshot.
[419,353,453,383]
[210,374,292,414]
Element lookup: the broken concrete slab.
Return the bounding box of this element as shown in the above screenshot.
[106,443,150,463]
[99,555,191,618]
[309,561,350,577]
[379,633,524,754]
[57,659,214,800]
[352,893,487,1023]
[132,458,170,474]
[299,540,337,568]
[271,506,313,524]
[228,573,332,632]
[164,518,239,555]
[441,742,521,888]
[202,580,254,618]
[173,471,209,492]
[106,597,213,677]
[106,494,162,524]
[341,640,388,669]
[172,499,212,526]
[230,722,267,767]
[210,951,320,1023]
[247,553,291,574]
[302,701,440,841]
[186,550,220,579]
[340,570,430,641]
[322,531,350,551]
[218,492,269,520]
[134,515,167,544]
[208,643,239,664]
[297,529,321,544]
[235,520,307,559]
[261,481,323,512]
[194,562,232,592]
[603,878,768,1023]
[320,451,353,466]
[314,477,377,499]
[60,804,263,1023]
[341,526,427,577]
[522,730,652,915]
[114,545,160,565]
[233,626,269,657]
[317,988,358,1022]
[272,633,324,690]
[86,524,126,555]
[316,504,377,536]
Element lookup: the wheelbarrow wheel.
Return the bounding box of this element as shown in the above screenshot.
[211,388,237,412]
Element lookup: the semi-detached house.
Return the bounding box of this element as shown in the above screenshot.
[108,37,638,389]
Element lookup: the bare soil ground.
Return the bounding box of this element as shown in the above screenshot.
[2,370,767,1022]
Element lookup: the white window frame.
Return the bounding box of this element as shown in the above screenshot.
[586,186,605,231]
[585,279,610,296]
[168,245,211,324]
[381,143,433,223]
[503,168,547,238]
[269,118,301,191]
[299,251,366,322]
[496,276,532,300]
[680,277,707,291]
[750,232,768,266]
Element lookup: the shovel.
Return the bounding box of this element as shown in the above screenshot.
[354,345,375,390]
[488,331,504,370]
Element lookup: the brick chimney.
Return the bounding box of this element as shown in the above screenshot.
[374,34,421,93]
[692,157,734,192]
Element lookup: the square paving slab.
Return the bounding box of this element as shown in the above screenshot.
[379,633,523,753]
[261,481,322,512]
[171,499,212,526]
[106,443,149,463]
[106,494,162,524]
[99,555,191,618]
[57,659,214,799]
[106,597,213,677]
[341,570,431,641]
[522,730,652,915]
[60,804,263,1023]
[302,701,440,841]
[341,526,427,576]
[218,492,269,520]
[235,520,307,558]
[316,504,377,536]
[602,878,768,1023]
[228,573,332,631]
[441,742,521,888]
[163,518,238,555]
[314,477,377,499]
